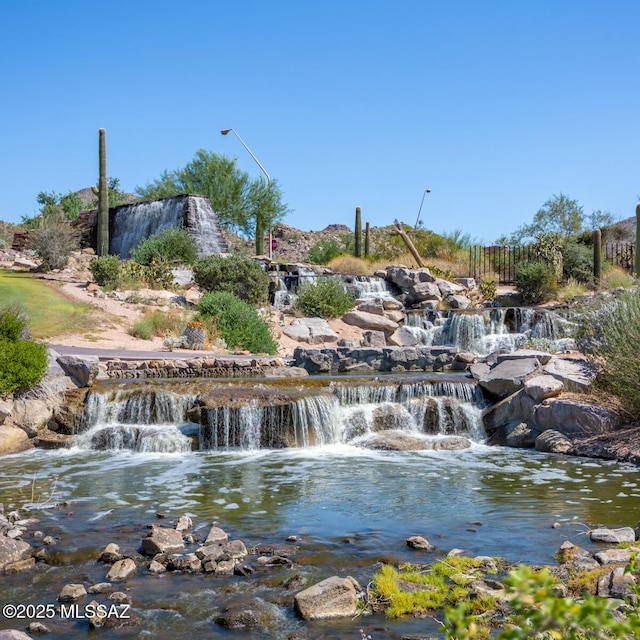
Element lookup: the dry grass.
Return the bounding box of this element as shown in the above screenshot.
[326,255,373,274]
[601,266,635,289]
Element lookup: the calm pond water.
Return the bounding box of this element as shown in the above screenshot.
[1,444,639,639]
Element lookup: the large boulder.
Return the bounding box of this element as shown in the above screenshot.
[56,355,100,387]
[0,425,33,456]
[8,399,53,437]
[0,537,33,572]
[294,576,361,620]
[543,356,597,392]
[524,375,564,401]
[342,311,399,335]
[533,399,622,436]
[387,326,419,347]
[535,429,573,454]
[283,318,338,345]
[472,357,541,400]
[141,527,184,555]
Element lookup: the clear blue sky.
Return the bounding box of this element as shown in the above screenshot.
[1,0,638,243]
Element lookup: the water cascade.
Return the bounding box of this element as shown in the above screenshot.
[343,275,400,300]
[109,194,228,258]
[77,388,197,453]
[77,376,486,453]
[404,307,578,355]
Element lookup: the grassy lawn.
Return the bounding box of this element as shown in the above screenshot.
[0,269,94,340]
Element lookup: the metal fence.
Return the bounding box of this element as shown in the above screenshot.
[469,242,636,284]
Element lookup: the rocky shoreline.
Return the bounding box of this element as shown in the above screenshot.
[1,501,638,639]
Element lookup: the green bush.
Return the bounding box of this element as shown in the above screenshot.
[197,291,277,355]
[562,239,594,284]
[193,255,269,305]
[0,305,28,341]
[308,238,344,264]
[89,255,122,289]
[591,291,640,417]
[131,227,198,266]
[514,261,558,305]
[0,306,47,395]
[293,277,355,319]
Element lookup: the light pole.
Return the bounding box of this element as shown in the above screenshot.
[414,188,432,229]
[220,128,272,257]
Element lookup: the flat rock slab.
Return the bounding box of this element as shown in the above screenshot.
[141,527,184,555]
[589,527,636,544]
[474,357,541,400]
[342,310,399,334]
[524,375,564,401]
[497,349,553,365]
[283,318,338,345]
[543,357,597,391]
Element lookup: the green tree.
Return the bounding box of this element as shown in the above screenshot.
[498,194,585,244]
[136,149,290,253]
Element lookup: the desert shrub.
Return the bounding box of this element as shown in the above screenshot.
[293,277,355,319]
[0,306,47,395]
[119,260,147,289]
[89,255,122,289]
[601,265,635,289]
[478,277,497,301]
[30,222,77,271]
[0,305,29,341]
[197,291,277,355]
[131,227,198,266]
[591,290,640,416]
[308,238,344,264]
[514,261,558,304]
[558,277,588,301]
[326,255,371,274]
[142,258,174,289]
[129,309,188,340]
[193,255,269,305]
[562,239,594,284]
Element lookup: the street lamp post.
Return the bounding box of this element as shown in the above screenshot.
[220,128,272,258]
[414,188,432,229]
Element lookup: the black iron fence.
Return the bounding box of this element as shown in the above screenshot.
[469,242,636,284]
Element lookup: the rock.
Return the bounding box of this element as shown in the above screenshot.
[455,352,476,364]
[436,278,465,296]
[387,326,419,347]
[205,526,229,544]
[148,560,166,574]
[106,558,137,581]
[342,311,399,335]
[505,422,538,448]
[535,430,573,454]
[283,318,339,344]
[589,527,636,544]
[58,583,87,602]
[543,356,598,391]
[534,399,622,437]
[497,349,553,365]
[448,295,471,309]
[98,543,122,563]
[0,632,35,640]
[109,591,130,604]
[141,527,185,555]
[337,338,361,348]
[56,354,100,387]
[294,576,360,620]
[0,398,13,424]
[176,515,192,532]
[382,299,404,311]
[356,300,384,316]
[356,430,429,451]
[215,601,270,629]
[362,330,387,347]
[594,548,632,565]
[524,375,564,401]
[0,537,32,572]
[26,622,50,634]
[7,399,52,437]
[88,582,113,594]
[406,535,434,551]
[455,277,476,289]
[597,567,637,600]
[0,425,33,456]
[473,358,541,400]
[165,553,202,572]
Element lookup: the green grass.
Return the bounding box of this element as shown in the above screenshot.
[0,269,93,339]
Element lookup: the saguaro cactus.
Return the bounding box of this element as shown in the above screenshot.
[364,221,370,258]
[97,128,109,256]
[593,228,601,286]
[354,206,362,258]
[636,201,640,276]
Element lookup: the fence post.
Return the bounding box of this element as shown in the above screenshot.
[593,228,601,286]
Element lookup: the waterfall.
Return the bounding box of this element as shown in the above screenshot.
[344,275,399,300]
[77,388,196,453]
[109,195,228,258]
[78,376,486,453]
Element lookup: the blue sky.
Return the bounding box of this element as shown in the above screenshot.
[1,0,638,243]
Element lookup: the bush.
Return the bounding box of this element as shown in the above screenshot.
[89,255,122,289]
[591,291,640,416]
[30,222,77,271]
[562,239,594,284]
[326,255,371,274]
[293,277,355,319]
[514,261,558,304]
[601,265,635,289]
[193,256,269,305]
[129,309,188,340]
[131,227,198,266]
[308,238,344,264]
[197,291,277,355]
[0,306,47,395]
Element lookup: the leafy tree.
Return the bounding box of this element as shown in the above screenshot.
[136,149,290,254]
[498,194,585,244]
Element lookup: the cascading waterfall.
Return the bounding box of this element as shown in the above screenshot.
[344,275,399,300]
[78,376,486,453]
[109,194,228,258]
[404,308,577,355]
[77,389,197,453]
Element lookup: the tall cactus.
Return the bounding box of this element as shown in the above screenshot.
[354,206,362,258]
[636,201,640,276]
[97,128,109,256]
[593,228,601,286]
[364,221,370,258]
